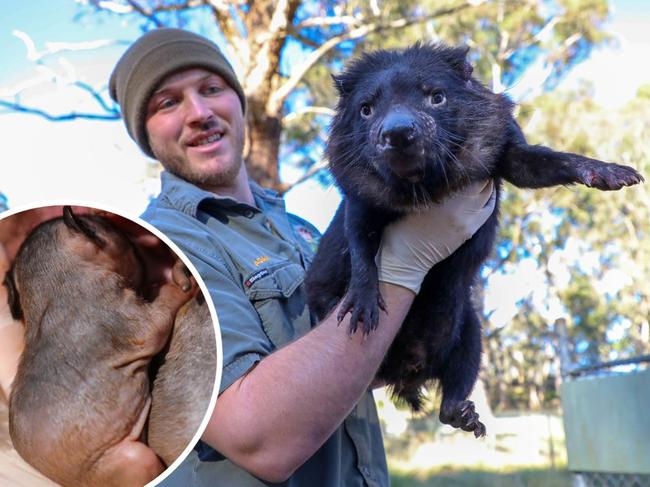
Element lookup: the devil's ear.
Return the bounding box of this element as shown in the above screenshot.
[440,44,473,81]
[4,270,23,321]
[332,74,350,96]
[62,206,105,248]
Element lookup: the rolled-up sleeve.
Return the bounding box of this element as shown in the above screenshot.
[182,248,273,393]
[143,208,274,394]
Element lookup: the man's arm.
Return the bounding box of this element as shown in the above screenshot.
[200,180,496,483]
[202,282,413,483]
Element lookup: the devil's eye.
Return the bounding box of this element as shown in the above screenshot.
[429,91,446,106]
[360,103,374,118]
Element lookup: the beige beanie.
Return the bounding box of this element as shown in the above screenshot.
[109,28,246,158]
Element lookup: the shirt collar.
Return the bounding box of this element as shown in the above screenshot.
[159,170,286,217]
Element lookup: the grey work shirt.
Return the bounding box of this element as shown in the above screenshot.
[143,171,389,487]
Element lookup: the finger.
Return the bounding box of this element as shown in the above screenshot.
[478,179,495,207]
[171,260,193,292]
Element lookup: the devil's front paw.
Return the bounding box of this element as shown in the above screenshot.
[578,162,644,191]
[337,285,386,336]
[440,400,486,438]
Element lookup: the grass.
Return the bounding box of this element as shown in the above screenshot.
[391,468,571,487]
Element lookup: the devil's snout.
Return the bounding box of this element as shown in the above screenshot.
[379,111,419,151]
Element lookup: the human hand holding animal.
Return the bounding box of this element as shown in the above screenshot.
[305,42,642,440]
[377,179,496,294]
[5,207,197,486]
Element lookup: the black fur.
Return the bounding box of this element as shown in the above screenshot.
[305,43,643,437]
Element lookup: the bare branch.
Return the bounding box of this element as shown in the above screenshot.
[562,32,582,50]
[245,0,301,97]
[0,99,119,122]
[0,69,53,98]
[279,157,329,195]
[295,15,360,29]
[282,106,335,124]
[206,0,247,70]
[89,0,132,14]
[125,0,163,26]
[90,0,202,14]
[13,30,127,63]
[502,15,563,59]
[288,31,321,49]
[73,81,118,113]
[271,0,487,109]
[535,15,562,44]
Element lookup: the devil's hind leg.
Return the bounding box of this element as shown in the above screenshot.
[437,301,486,438]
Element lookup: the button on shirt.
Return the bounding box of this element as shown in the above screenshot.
[142,171,389,487]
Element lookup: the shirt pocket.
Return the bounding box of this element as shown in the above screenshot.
[244,261,312,349]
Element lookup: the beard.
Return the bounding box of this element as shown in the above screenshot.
[160,152,243,190]
[150,131,245,192]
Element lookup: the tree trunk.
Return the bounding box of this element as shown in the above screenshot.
[245,98,283,191]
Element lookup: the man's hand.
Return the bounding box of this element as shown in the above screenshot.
[377,180,496,293]
[202,181,497,481]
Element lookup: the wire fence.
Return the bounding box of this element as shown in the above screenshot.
[572,472,650,487]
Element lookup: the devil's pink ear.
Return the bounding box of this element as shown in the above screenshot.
[62,206,106,248]
[435,44,474,81]
[462,61,473,80]
[3,270,23,321]
[454,46,473,81]
[332,74,349,96]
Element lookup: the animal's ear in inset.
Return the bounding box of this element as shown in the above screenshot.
[332,74,349,96]
[62,206,106,248]
[3,270,23,321]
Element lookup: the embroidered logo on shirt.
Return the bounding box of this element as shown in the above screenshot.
[254,256,269,267]
[295,225,315,243]
[294,224,320,253]
[245,268,270,288]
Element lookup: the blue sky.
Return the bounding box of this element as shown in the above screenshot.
[1,1,135,84]
[1,0,649,222]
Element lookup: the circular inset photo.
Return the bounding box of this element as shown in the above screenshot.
[0,204,221,487]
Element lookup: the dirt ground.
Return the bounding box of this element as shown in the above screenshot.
[0,400,57,486]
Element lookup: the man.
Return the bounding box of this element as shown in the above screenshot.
[109,28,495,486]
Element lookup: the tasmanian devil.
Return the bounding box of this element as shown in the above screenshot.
[305,43,643,438]
[4,207,195,487]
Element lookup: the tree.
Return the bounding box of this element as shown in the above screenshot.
[481,84,650,411]
[3,0,611,192]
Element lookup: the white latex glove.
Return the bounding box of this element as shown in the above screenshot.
[377,179,496,293]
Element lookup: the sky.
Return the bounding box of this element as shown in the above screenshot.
[1,0,648,354]
[1,0,649,220]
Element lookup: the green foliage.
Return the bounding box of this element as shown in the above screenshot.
[483,85,650,411]
[637,84,650,100]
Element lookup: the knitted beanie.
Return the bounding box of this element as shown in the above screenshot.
[109,28,246,158]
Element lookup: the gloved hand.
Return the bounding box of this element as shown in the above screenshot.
[377,179,496,293]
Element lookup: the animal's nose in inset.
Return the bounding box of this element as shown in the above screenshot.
[380,114,418,150]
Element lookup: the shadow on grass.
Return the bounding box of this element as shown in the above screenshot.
[391,468,571,487]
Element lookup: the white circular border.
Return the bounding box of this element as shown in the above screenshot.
[0,199,223,486]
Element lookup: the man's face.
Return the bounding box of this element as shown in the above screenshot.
[145,68,245,190]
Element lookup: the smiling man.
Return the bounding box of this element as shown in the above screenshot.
[109,28,495,486]
[146,68,248,198]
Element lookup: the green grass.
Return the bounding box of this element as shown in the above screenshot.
[391,468,571,487]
